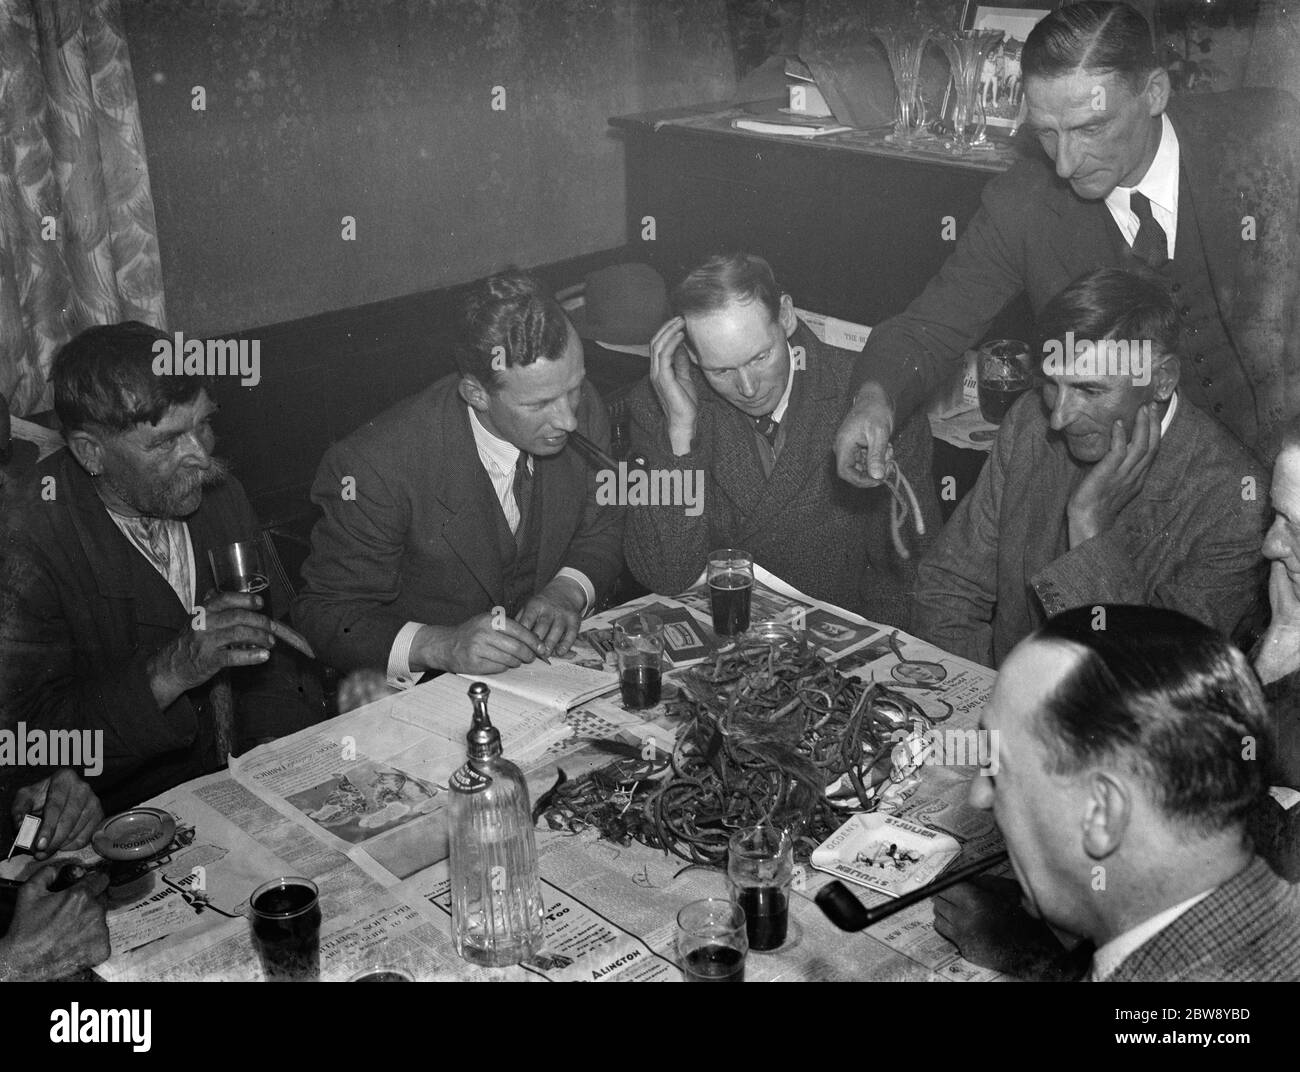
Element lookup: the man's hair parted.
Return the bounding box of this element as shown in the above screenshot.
[1031,604,1273,837]
[672,252,784,324]
[1021,1,1159,90]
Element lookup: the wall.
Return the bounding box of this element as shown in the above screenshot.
[123,0,736,336]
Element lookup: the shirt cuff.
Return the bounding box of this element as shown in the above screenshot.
[554,568,595,617]
[387,621,427,688]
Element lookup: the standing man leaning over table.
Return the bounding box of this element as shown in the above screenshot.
[623,252,939,627]
[834,0,1300,482]
[294,269,624,683]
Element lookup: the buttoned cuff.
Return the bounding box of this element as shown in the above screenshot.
[554,568,595,617]
[387,621,426,688]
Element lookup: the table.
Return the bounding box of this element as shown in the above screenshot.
[17,577,1005,982]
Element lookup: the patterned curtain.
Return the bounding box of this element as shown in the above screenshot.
[0,0,165,416]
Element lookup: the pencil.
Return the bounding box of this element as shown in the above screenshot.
[815,849,1011,931]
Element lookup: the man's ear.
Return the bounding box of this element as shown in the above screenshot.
[1144,67,1171,117]
[1152,352,1180,402]
[458,375,490,413]
[778,294,797,339]
[1081,771,1129,861]
[65,429,105,477]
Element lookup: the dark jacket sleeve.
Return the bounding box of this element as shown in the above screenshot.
[292,437,416,671]
[850,165,1031,420]
[0,525,200,796]
[621,378,715,597]
[559,383,626,605]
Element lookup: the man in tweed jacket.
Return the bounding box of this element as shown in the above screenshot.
[623,253,939,627]
[914,269,1266,667]
[933,606,1299,983]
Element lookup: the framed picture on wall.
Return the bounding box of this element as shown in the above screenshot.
[943,0,1058,135]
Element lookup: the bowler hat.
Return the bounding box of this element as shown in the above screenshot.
[567,263,669,346]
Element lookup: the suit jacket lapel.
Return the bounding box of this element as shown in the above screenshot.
[434,400,507,605]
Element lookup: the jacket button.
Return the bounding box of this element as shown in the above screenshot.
[1194,354,1204,364]
[1179,305,1191,317]
[1214,403,1224,414]
[1171,282,1182,294]
[1202,378,1213,389]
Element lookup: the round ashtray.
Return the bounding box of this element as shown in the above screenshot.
[91,808,177,862]
[743,620,805,650]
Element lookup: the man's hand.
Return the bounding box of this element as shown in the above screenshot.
[0,865,110,981]
[146,591,309,709]
[412,612,548,676]
[933,876,1075,980]
[10,770,103,860]
[516,577,584,657]
[1255,559,1300,685]
[1067,404,1162,547]
[835,382,895,487]
[649,316,699,457]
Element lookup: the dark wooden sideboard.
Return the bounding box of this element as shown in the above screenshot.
[609,103,1035,340]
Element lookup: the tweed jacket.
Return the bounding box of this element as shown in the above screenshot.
[851,89,1300,457]
[913,391,1268,667]
[1102,858,1300,982]
[624,323,941,627]
[0,451,318,821]
[293,375,625,672]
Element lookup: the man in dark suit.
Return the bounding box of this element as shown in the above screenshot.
[933,605,1300,983]
[914,269,1266,667]
[624,252,938,625]
[294,270,624,681]
[836,0,1300,484]
[0,323,319,814]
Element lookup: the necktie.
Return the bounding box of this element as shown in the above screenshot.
[754,414,779,449]
[1129,191,1169,269]
[511,452,533,546]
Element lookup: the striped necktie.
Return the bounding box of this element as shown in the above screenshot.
[511,452,533,546]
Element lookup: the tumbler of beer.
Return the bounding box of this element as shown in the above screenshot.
[708,549,754,637]
[976,339,1032,424]
[250,876,321,981]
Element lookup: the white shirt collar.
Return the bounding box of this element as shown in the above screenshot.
[1091,883,1213,981]
[467,405,525,474]
[770,342,797,424]
[1106,113,1180,224]
[1160,390,1179,437]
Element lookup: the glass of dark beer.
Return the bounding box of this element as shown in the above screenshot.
[676,899,748,982]
[251,876,321,981]
[708,548,754,637]
[976,339,1032,424]
[209,539,269,595]
[727,825,794,952]
[613,612,664,710]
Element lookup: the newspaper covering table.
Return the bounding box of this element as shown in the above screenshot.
[18,574,1004,982]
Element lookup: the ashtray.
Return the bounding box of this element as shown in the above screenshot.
[811,813,960,898]
[91,808,177,862]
